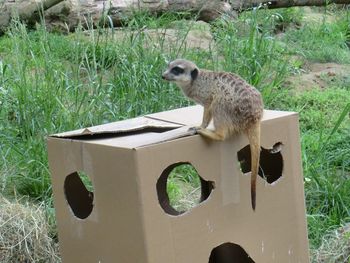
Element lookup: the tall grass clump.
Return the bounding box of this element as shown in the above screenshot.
[212,8,289,104]
[267,8,350,246]
[282,7,350,63]
[270,85,350,247]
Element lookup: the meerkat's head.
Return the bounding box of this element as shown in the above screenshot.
[162,59,199,87]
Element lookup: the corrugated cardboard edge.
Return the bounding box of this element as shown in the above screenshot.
[135,126,197,148]
[50,116,183,138]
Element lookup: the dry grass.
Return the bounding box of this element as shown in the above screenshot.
[168,178,202,213]
[0,195,60,263]
[311,223,350,263]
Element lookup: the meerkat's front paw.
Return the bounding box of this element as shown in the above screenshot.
[188,126,202,135]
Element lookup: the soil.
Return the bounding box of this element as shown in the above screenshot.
[285,62,350,91]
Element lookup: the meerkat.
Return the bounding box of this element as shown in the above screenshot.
[162,59,264,210]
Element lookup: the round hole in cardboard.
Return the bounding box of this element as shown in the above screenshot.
[156,162,214,216]
[208,242,255,263]
[64,171,94,219]
[237,142,284,184]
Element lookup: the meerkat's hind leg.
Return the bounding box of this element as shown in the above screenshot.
[197,126,227,141]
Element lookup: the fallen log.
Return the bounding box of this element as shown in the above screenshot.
[234,0,350,10]
[1,0,350,34]
[44,0,233,32]
[0,0,64,34]
[44,0,350,32]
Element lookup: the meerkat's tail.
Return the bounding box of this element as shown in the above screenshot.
[246,123,261,211]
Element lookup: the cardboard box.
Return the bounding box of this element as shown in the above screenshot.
[47,105,310,263]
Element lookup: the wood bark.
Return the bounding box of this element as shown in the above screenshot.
[43,0,233,32]
[43,0,350,32]
[0,0,64,34]
[1,0,350,34]
[234,0,350,10]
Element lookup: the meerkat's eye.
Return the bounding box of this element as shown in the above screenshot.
[171,66,185,75]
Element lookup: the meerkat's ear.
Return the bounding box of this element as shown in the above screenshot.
[191,68,199,80]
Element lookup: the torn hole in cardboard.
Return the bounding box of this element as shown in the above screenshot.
[157,162,215,216]
[208,242,255,263]
[64,171,94,219]
[237,142,284,184]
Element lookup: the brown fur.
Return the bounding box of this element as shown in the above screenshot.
[162,59,264,210]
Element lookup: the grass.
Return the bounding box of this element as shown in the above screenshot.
[311,223,350,263]
[0,5,349,260]
[167,164,201,213]
[281,7,350,63]
[271,87,350,247]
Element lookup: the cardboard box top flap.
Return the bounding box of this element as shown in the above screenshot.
[83,126,195,149]
[50,116,182,138]
[146,105,297,125]
[146,106,204,126]
[49,106,298,148]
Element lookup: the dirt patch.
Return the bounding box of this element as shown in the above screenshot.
[80,21,215,52]
[144,26,214,51]
[285,62,350,91]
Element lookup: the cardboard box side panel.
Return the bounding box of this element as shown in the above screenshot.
[135,136,223,263]
[285,115,310,259]
[83,143,149,263]
[254,114,310,262]
[134,115,309,263]
[47,138,148,263]
[47,138,84,262]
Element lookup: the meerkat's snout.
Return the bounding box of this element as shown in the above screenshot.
[162,67,181,82]
[161,71,170,80]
